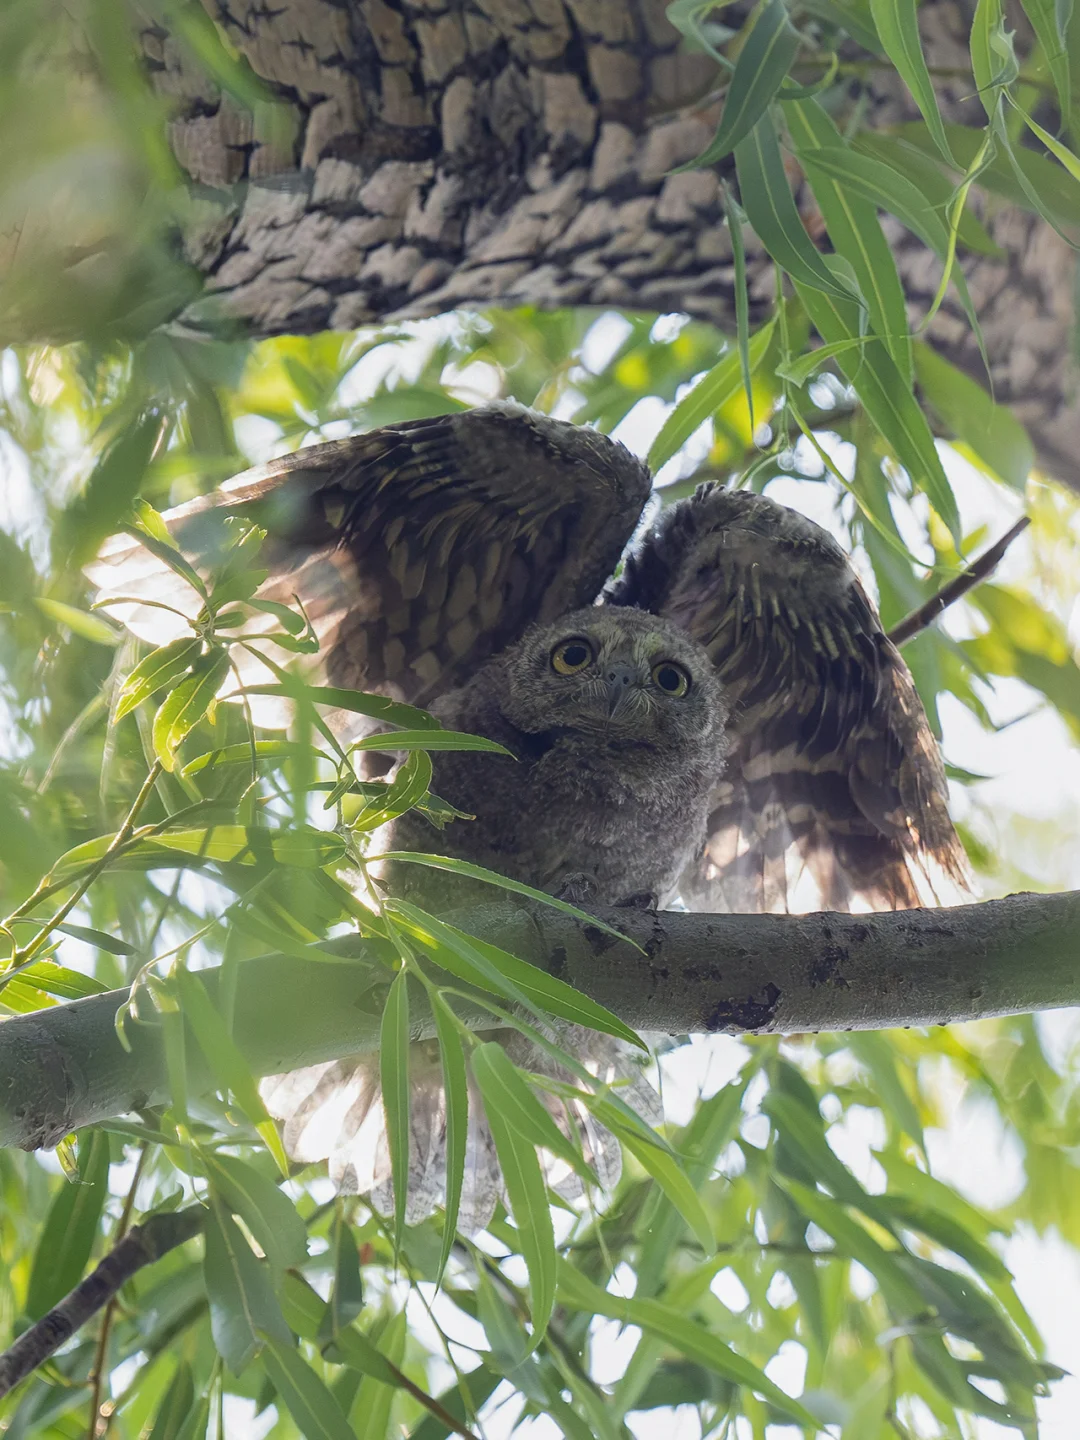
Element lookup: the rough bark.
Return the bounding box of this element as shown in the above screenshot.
[137,0,1080,491]
[0,890,1077,1152]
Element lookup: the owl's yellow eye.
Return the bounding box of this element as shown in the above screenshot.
[652,661,690,697]
[551,638,594,675]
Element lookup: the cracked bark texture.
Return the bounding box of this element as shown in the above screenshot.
[139,0,1080,491]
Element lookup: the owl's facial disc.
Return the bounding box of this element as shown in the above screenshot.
[495,607,724,756]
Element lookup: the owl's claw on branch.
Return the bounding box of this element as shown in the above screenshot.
[556,873,600,906]
[614,889,659,912]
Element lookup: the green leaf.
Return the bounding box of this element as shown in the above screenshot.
[180,740,308,776]
[175,968,290,1176]
[1019,0,1070,113]
[647,318,777,471]
[152,648,231,771]
[794,283,962,542]
[34,598,120,646]
[376,854,633,944]
[785,99,912,382]
[686,0,800,164]
[240,683,440,733]
[380,968,411,1247]
[635,1078,747,1298]
[556,1263,819,1427]
[343,749,432,828]
[431,995,468,1285]
[52,922,136,956]
[765,1087,892,1223]
[204,1153,307,1275]
[145,1362,196,1440]
[472,1040,595,1183]
[203,1197,291,1374]
[734,113,859,303]
[892,120,1080,229]
[125,523,209,603]
[914,343,1034,489]
[349,729,511,756]
[722,183,755,429]
[116,639,203,721]
[868,0,957,164]
[479,1071,557,1347]
[581,1092,715,1254]
[1012,98,1080,183]
[260,1334,356,1440]
[388,900,644,1048]
[53,409,163,567]
[318,1210,365,1341]
[173,1395,211,1440]
[328,1320,406,1387]
[846,1031,926,1152]
[25,1129,109,1319]
[348,1311,408,1440]
[150,824,346,869]
[789,117,987,364]
[852,133,1002,254]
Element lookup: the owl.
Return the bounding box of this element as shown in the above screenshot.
[90,403,969,1231]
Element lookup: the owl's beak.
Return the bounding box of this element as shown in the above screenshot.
[604,660,643,717]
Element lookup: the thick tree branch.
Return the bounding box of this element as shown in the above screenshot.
[0,1208,206,1399]
[0,891,1077,1152]
[887,516,1032,647]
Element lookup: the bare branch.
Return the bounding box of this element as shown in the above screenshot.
[0,891,1078,1153]
[0,1208,205,1400]
[888,517,1031,648]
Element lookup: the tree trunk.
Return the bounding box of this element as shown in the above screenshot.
[142,0,1080,491]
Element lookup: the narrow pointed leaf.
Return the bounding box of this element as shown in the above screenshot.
[868,0,957,164]
[204,1153,307,1274]
[478,1073,556,1347]
[687,0,800,164]
[388,900,644,1047]
[647,318,777,471]
[175,968,290,1176]
[734,114,857,301]
[556,1263,818,1426]
[381,968,411,1247]
[116,639,202,721]
[152,648,230,770]
[472,1040,595,1182]
[432,995,468,1284]
[203,1198,291,1374]
[260,1334,356,1440]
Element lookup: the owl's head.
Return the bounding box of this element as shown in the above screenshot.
[498,606,728,764]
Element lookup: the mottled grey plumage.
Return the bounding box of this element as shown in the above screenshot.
[386,606,728,911]
[90,403,969,1234]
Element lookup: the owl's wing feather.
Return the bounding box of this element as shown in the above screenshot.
[607,485,971,914]
[87,404,651,726]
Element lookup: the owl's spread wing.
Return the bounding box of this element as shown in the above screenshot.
[87,404,651,725]
[606,485,971,914]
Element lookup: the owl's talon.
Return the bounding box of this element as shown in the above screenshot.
[557,873,599,906]
[615,889,659,912]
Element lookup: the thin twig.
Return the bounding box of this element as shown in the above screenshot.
[86,1146,150,1439]
[0,1208,205,1400]
[1,762,164,981]
[887,516,1031,648]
